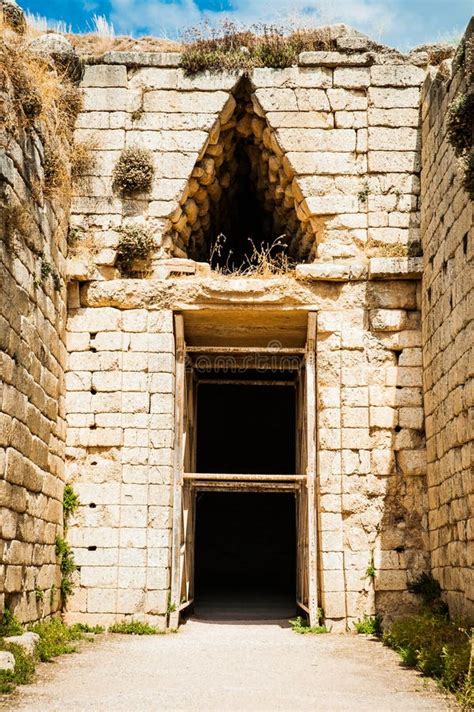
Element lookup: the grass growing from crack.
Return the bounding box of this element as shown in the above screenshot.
[353,615,383,635]
[108,620,176,635]
[289,615,329,635]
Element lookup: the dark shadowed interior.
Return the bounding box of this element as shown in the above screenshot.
[193,379,297,620]
[194,492,297,621]
[196,382,296,475]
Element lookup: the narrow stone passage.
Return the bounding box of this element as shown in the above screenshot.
[5,621,452,712]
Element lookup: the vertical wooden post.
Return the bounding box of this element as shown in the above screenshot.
[169,313,185,629]
[305,312,319,626]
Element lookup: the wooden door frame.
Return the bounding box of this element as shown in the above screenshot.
[168,310,319,628]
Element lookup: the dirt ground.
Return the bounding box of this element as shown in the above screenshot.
[3,620,455,712]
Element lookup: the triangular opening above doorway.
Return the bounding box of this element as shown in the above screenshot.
[165,77,316,271]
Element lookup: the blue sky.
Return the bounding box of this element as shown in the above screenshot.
[21,0,473,50]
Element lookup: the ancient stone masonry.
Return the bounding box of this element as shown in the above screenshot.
[1,15,473,630]
[420,19,474,621]
[0,27,76,620]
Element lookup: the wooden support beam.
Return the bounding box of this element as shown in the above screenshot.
[183,473,305,481]
[306,312,319,626]
[187,346,305,354]
[169,313,185,629]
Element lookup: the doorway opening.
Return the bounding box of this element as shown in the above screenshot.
[196,376,296,475]
[194,492,297,620]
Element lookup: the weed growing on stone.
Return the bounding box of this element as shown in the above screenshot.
[116,224,156,275]
[108,620,169,635]
[70,623,105,634]
[0,610,23,637]
[353,615,382,635]
[180,21,336,75]
[55,536,77,602]
[210,234,295,277]
[447,93,474,156]
[289,616,329,634]
[461,149,474,197]
[0,201,29,254]
[63,484,80,521]
[113,147,154,195]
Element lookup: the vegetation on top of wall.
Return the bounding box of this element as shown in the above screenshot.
[116,224,157,275]
[180,21,337,75]
[112,147,155,195]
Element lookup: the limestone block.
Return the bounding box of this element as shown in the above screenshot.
[368,87,420,108]
[341,428,370,449]
[82,64,127,87]
[374,570,407,590]
[3,631,39,655]
[370,406,397,428]
[368,108,420,127]
[277,128,356,152]
[143,90,231,114]
[369,257,422,280]
[398,407,424,430]
[0,652,15,671]
[68,308,122,333]
[266,111,333,128]
[371,448,395,475]
[296,261,367,281]
[370,65,426,87]
[82,88,141,113]
[334,111,367,128]
[334,67,370,88]
[99,51,181,67]
[368,151,420,172]
[368,127,420,151]
[299,51,372,67]
[327,88,367,111]
[251,66,332,88]
[287,151,365,175]
[125,129,207,152]
[369,309,407,331]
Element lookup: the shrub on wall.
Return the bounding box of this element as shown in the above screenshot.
[461,149,474,197]
[112,147,154,194]
[116,224,156,274]
[446,93,474,156]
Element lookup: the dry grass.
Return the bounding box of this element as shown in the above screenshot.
[71,139,97,179]
[180,21,335,74]
[0,23,83,201]
[67,33,181,57]
[0,201,30,254]
[210,234,296,278]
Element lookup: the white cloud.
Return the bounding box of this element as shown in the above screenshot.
[109,0,395,43]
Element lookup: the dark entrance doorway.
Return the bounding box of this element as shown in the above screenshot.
[194,492,297,620]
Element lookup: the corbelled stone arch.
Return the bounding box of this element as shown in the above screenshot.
[164,77,316,268]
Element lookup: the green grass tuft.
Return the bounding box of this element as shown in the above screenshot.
[29,618,83,662]
[108,620,163,635]
[289,615,329,635]
[0,609,24,637]
[353,614,383,635]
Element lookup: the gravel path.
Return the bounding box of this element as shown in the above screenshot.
[4,620,454,712]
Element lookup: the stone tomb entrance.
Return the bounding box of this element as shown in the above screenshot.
[169,309,319,626]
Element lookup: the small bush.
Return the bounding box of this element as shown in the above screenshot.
[43,144,66,191]
[447,93,474,156]
[108,620,161,635]
[116,224,156,274]
[354,614,382,635]
[289,614,329,635]
[113,147,154,194]
[57,83,84,135]
[0,609,23,637]
[29,618,83,662]
[407,572,442,604]
[0,202,29,254]
[0,641,35,694]
[383,613,472,701]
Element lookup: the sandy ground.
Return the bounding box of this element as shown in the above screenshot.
[3,619,455,712]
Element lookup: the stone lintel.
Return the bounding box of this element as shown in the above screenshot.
[298,51,374,67]
[86,51,182,67]
[369,257,423,280]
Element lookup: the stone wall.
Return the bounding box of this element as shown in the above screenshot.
[0,46,71,621]
[420,22,473,620]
